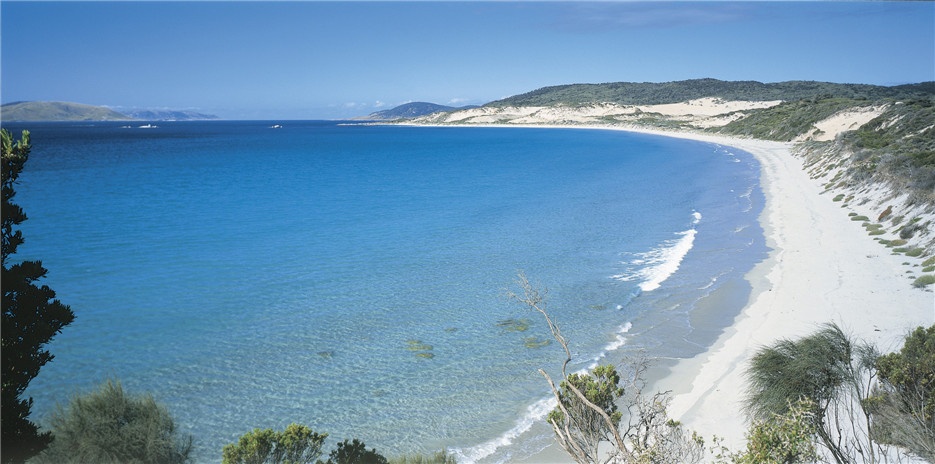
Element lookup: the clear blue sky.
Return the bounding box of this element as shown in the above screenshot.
[2,1,933,120]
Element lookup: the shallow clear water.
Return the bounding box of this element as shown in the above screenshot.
[5,121,766,462]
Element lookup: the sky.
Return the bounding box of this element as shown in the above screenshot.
[2,1,933,120]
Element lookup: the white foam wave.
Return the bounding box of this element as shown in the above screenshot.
[699,276,718,290]
[739,187,754,213]
[614,228,697,292]
[449,396,557,464]
[589,321,634,368]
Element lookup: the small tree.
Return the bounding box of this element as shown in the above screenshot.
[744,323,906,464]
[547,365,625,461]
[870,325,935,461]
[222,423,327,464]
[731,398,819,464]
[34,379,192,463]
[1,129,76,463]
[509,272,703,464]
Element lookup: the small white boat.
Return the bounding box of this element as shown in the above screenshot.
[271,124,283,129]
[138,124,158,129]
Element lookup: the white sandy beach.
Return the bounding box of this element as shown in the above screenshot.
[653,129,935,449]
[436,122,935,463]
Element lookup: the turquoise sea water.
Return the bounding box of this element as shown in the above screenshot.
[6,121,766,462]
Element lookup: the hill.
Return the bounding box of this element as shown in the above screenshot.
[1,101,133,122]
[366,102,476,120]
[121,109,219,121]
[488,78,934,107]
[0,101,220,121]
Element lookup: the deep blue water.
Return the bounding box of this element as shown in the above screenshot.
[4,121,766,463]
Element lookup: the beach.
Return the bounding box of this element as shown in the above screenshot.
[655,129,935,449]
[470,124,935,462]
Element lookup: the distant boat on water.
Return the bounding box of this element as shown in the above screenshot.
[270,124,283,129]
[138,124,158,129]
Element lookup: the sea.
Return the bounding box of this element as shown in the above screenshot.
[4,121,767,463]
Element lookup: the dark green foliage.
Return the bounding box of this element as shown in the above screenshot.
[870,325,935,460]
[546,364,625,461]
[548,364,624,429]
[327,439,388,464]
[34,379,192,464]
[222,423,327,464]
[488,79,934,108]
[1,129,76,463]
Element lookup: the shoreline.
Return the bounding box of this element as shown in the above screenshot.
[651,126,934,449]
[407,123,934,462]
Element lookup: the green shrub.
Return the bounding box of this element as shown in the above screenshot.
[833,194,845,202]
[222,423,327,464]
[328,439,388,464]
[922,256,935,267]
[851,215,870,221]
[871,325,935,460]
[912,275,935,288]
[35,379,192,464]
[732,398,818,464]
[880,239,908,247]
[905,248,925,257]
[389,450,457,464]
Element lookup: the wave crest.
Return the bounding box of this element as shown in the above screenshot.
[613,212,700,292]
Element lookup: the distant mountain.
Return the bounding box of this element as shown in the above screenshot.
[1,101,133,122]
[366,102,476,120]
[0,101,220,122]
[121,109,219,121]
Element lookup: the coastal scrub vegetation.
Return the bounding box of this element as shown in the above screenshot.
[745,323,935,463]
[744,323,882,463]
[33,379,193,464]
[222,423,327,464]
[871,326,935,460]
[488,79,934,108]
[1,129,76,463]
[222,425,457,464]
[717,97,864,141]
